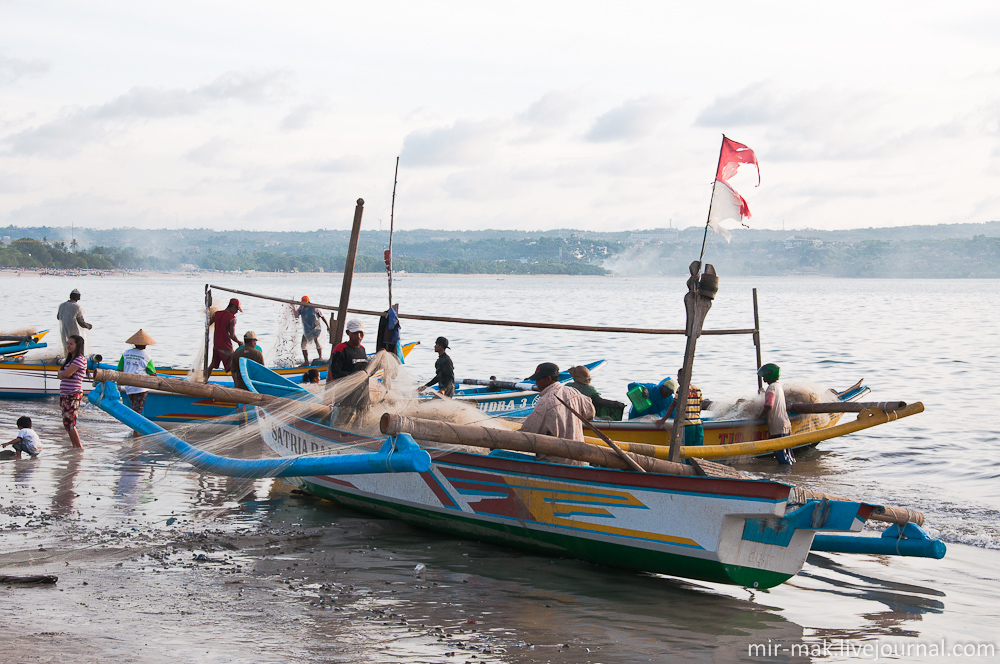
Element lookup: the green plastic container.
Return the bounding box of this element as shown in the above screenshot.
[626,385,652,413]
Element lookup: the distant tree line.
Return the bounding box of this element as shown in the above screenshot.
[4,232,1000,277]
[0,238,608,275]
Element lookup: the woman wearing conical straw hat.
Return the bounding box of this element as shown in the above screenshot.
[117,330,157,435]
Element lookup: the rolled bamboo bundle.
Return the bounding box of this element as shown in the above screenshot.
[91,368,333,420]
[788,401,907,414]
[380,413,697,476]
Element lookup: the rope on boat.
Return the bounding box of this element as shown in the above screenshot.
[791,487,924,527]
[208,284,758,336]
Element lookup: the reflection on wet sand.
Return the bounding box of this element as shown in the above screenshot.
[51,452,82,516]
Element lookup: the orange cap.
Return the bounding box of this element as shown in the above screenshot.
[301,296,310,303]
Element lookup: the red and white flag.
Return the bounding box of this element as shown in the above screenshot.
[707,179,752,243]
[716,137,760,185]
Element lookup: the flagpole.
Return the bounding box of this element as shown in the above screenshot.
[387,156,399,310]
[697,134,727,266]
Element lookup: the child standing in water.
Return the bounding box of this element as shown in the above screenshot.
[3,416,42,459]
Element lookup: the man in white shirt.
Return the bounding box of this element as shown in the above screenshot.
[520,362,595,465]
[56,288,93,354]
[757,363,793,464]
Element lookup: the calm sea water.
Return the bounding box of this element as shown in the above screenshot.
[2,272,998,662]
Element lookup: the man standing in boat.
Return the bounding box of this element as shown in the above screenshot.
[756,363,794,464]
[56,288,93,355]
[206,298,242,379]
[326,318,370,418]
[418,336,455,397]
[293,295,328,365]
[520,362,595,465]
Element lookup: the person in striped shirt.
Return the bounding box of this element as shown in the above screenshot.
[659,368,704,447]
[57,334,87,449]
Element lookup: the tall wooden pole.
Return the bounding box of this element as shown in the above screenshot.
[387,157,399,310]
[203,284,211,378]
[753,287,763,392]
[668,262,716,462]
[333,198,365,345]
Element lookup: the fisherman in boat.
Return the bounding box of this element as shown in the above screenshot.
[567,365,626,421]
[116,329,157,434]
[659,369,704,446]
[626,377,676,419]
[293,295,328,365]
[418,336,455,397]
[230,331,264,391]
[327,318,370,417]
[56,288,93,355]
[756,363,794,465]
[520,362,595,466]
[206,298,242,379]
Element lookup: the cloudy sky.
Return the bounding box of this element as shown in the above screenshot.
[2,1,999,233]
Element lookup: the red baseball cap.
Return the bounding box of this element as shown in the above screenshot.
[229,298,242,312]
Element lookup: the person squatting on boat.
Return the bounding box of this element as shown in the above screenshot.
[520,362,595,466]
[56,288,93,355]
[659,368,704,446]
[566,365,626,421]
[58,334,87,450]
[327,318,370,417]
[3,416,41,459]
[757,363,794,465]
[418,336,455,397]
[117,329,157,435]
[626,377,676,419]
[230,331,264,392]
[207,298,242,378]
[294,295,328,365]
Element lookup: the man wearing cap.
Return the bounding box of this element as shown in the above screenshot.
[56,288,93,354]
[207,298,242,377]
[520,362,595,465]
[419,336,455,397]
[326,319,370,414]
[756,363,794,464]
[293,295,328,365]
[230,331,265,391]
[117,330,157,430]
[628,377,676,419]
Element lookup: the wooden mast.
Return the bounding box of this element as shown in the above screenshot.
[332,198,365,346]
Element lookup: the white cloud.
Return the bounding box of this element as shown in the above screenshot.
[185,137,238,167]
[0,53,50,86]
[4,70,291,157]
[585,97,670,142]
[400,119,504,167]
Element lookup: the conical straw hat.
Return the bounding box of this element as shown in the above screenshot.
[126,329,157,345]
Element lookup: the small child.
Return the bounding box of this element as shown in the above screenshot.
[3,416,42,459]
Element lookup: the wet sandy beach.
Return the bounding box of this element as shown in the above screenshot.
[2,404,998,664]
[3,274,1000,663]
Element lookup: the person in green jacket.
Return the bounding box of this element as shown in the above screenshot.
[566,366,625,421]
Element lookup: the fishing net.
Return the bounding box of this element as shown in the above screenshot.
[133,349,519,493]
[707,379,842,432]
[266,304,300,369]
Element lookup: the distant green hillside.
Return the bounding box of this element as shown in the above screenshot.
[2,221,999,277]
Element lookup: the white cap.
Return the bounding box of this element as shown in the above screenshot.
[345,318,365,333]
